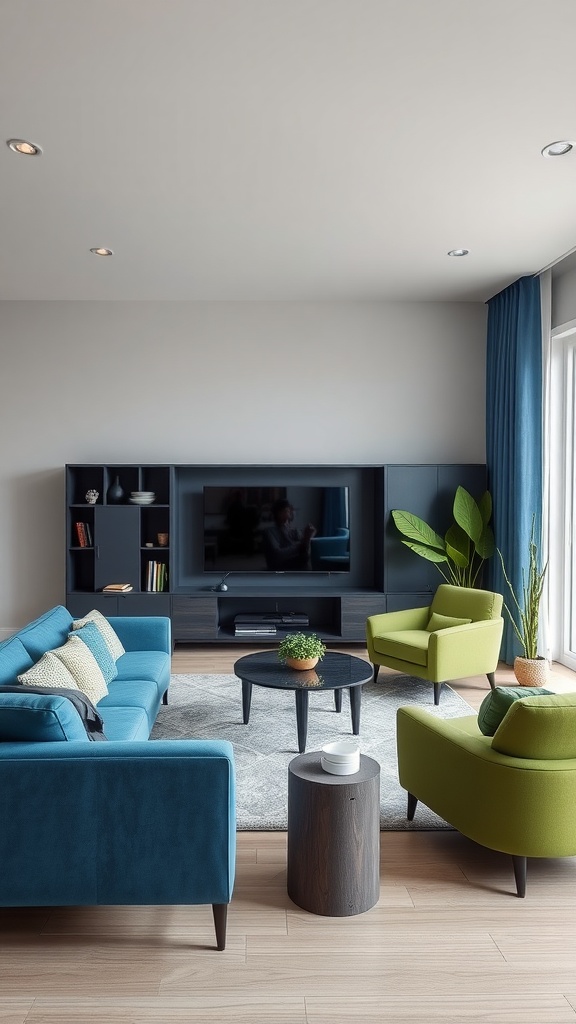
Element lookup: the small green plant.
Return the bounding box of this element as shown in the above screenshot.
[497,516,547,660]
[278,632,327,662]
[391,486,494,588]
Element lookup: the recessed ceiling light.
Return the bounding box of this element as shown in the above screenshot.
[447,249,469,257]
[541,140,573,158]
[6,138,42,156]
[90,247,114,256]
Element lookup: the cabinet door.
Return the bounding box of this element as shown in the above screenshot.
[384,466,439,595]
[66,593,119,617]
[94,506,140,591]
[340,594,387,640]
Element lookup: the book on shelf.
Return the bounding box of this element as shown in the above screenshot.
[74,521,93,547]
[103,583,133,592]
[145,560,168,592]
[74,522,87,547]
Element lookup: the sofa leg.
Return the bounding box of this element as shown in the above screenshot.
[212,903,228,950]
[372,664,380,684]
[407,792,418,821]
[512,856,527,898]
[433,682,442,705]
[162,691,168,706]
[487,672,496,691]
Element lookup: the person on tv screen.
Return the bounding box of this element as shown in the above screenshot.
[262,498,317,570]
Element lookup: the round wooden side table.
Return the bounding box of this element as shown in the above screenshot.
[287,751,380,917]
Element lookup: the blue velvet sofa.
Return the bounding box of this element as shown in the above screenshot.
[0,605,236,950]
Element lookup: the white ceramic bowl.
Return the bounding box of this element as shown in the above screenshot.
[131,492,155,497]
[129,496,155,505]
[321,739,360,763]
[321,756,360,776]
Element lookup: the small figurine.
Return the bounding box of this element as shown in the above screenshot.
[85,489,99,504]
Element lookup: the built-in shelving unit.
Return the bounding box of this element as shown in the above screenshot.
[65,463,487,644]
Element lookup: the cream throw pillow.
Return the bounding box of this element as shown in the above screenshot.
[18,650,80,690]
[51,634,108,704]
[72,609,125,661]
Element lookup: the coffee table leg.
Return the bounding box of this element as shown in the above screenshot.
[334,688,342,713]
[295,689,310,753]
[242,679,252,724]
[349,686,362,734]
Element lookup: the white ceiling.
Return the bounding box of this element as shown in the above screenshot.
[2,0,576,302]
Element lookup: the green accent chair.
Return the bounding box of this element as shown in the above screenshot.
[366,584,504,705]
[396,691,576,896]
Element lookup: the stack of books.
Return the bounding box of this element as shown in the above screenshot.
[103,583,133,592]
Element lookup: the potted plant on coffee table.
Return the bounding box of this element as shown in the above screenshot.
[278,632,327,670]
[497,515,549,686]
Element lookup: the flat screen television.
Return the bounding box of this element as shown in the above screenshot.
[203,484,350,574]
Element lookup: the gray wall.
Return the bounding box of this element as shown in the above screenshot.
[0,299,487,632]
[552,256,576,328]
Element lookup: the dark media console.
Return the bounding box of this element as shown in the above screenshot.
[65,463,487,645]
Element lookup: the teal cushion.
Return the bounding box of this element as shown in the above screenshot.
[477,685,555,736]
[72,622,118,684]
[426,612,472,632]
[0,691,88,742]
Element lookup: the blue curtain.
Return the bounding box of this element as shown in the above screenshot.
[486,275,542,663]
[321,487,347,536]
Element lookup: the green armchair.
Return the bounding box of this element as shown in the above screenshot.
[396,692,576,896]
[366,584,504,704]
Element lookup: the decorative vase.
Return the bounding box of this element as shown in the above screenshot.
[107,475,125,504]
[285,656,319,671]
[513,655,550,687]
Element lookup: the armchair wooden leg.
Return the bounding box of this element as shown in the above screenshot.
[433,682,442,705]
[512,856,527,898]
[372,664,380,684]
[407,792,418,821]
[486,672,496,691]
[212,903,228,950]
[162,691,168,705]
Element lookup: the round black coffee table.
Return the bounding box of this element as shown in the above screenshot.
[233,650,372,753]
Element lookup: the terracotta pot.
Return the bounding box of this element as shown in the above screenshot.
[285,656,319,671]
[513,656,550,687]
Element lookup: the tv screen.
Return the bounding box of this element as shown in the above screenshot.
[203,485,350,573]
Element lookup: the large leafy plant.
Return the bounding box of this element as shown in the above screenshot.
[391,486,494,587]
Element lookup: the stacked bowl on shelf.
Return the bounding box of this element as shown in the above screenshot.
[129,491,156,505]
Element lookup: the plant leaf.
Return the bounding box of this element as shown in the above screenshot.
[475,523,495,559]
[478,490,492,526]
[444,524,467,565]
[453,486,483,543]
[391,510,445,552]
[401,540,448,563]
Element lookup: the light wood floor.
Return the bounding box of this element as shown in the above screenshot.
[3,648,576,1024]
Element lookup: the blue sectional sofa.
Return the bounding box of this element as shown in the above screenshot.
[0,605,236,950]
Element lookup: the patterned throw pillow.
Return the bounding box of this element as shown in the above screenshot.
[50,634,108,704]
[72,609,125,661]
[18,650,80,689]
[72,621,118,684]
[426,612,472,632]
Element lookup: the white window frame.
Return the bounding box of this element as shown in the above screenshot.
[549,318,576,671]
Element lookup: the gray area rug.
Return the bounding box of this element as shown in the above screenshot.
[151,672,475,830]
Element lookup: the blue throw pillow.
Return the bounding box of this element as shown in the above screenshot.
[72,622,118,684]
[0,691,88,742]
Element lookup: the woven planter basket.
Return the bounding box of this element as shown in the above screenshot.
[513,656,550,687]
